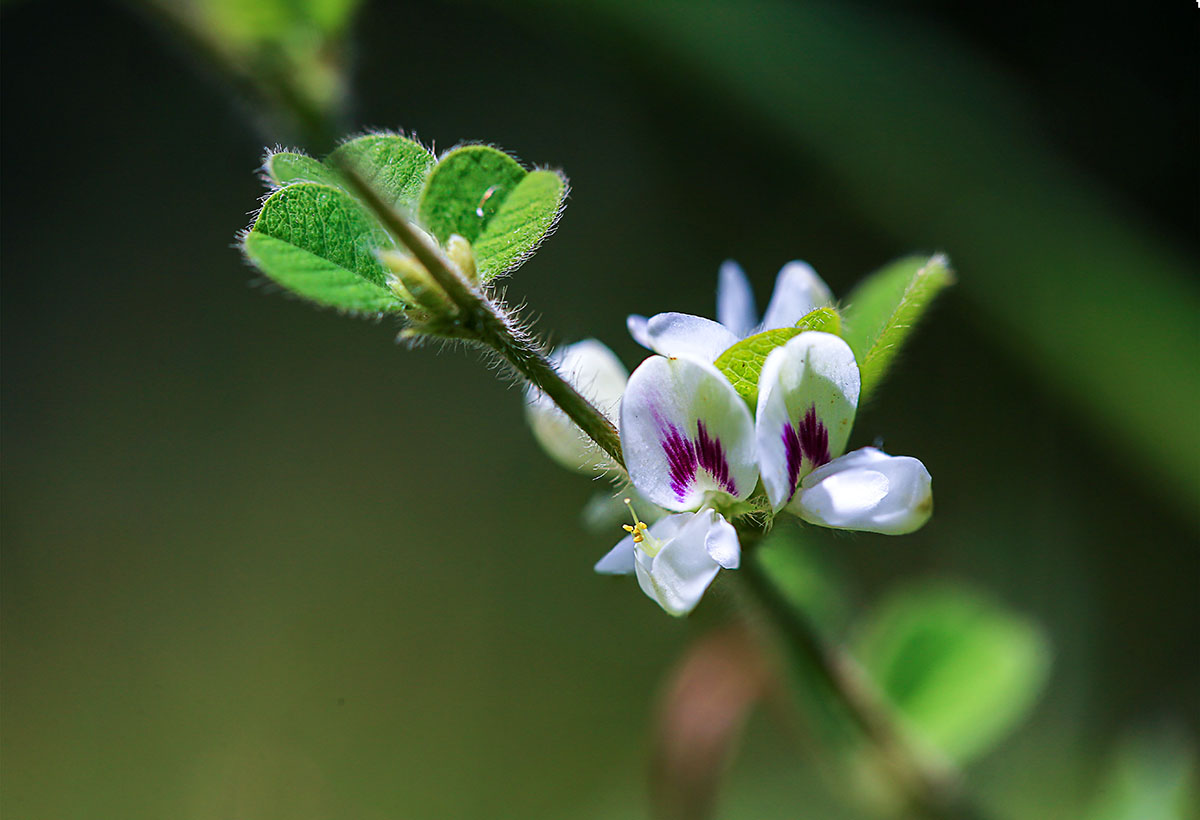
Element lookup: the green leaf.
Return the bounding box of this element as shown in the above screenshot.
[418,145,566,281]
[419,145,526,244]
[245,182,404,314]
[713,307,841,403]
[855,582,1050,764]
[840,254,954,402]
[265,151,343,188]
[473,170,566,280]
[327,134,435,213]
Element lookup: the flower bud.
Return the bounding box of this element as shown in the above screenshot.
[377,249,456,316]
[445,234,478,286]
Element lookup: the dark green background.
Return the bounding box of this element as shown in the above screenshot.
[3,1,1197,817]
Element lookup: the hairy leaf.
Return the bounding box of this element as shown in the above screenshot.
[265,151,343,188]
[419,145,566,281]
[327,134,435,213]
[245,183,403,314]
[840,254,954,402]
[856,583,1050,763]
[713,307,841,403]
[473,169,566,280]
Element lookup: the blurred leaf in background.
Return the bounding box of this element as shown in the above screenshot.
[1085,728,1199,820]
[131,0,363,147]
[855,581,1051,765]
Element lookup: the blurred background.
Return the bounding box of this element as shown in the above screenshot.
[2,1,1197,818]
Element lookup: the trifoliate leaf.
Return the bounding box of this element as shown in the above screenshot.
[419,145,566,281]
[245,182,404,314]
[327,134,435,213]
[841,254,954,402]
[714,307,841,404]
[855,582,1050,764]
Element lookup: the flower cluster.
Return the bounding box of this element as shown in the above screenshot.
[527,261,932,616]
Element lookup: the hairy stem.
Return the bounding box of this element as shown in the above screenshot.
[738,540,990,820]
[335,161,626,470]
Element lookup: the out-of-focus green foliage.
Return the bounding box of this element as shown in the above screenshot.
[841,255,953,403]
[714,307,841,404]
[1086,729,1199,820]
[139,0,364,147]
[203,0,360,41]
[752,528,847,632]
[855,582,1051,764]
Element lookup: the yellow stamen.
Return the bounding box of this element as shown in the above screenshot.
[622,498,661,554]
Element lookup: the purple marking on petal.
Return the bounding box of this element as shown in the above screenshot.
[781,407,830,501]
[660,421,738,502]
[696,421,738,497]
[782,422,803,501]
[661,424,697,501]
[799,406,831,468]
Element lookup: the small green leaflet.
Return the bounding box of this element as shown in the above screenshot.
[418,145,567,281]
[245,182,404,314]
[714,307,841,404]
[265,134,436,214]
[855,583,1050,764]
[841,254,954,402]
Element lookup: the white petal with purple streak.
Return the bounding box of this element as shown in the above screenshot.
[792,447,933,534]
[622,355,757,512]
[756,332,860,512]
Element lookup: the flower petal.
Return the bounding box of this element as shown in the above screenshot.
[622,355,758,511]
[792,447,933,534]
[701,508,740,569]
[717,260,758,338]
[627,314,653,349]
[641,313,740,362]
[525,339,628,474]
[759,261,833,331]
[756,332,860,511]
[635,511,723,616]
[594,533,636,574]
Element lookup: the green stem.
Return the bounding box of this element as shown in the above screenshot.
[739,540,990,820]
[335,161,626,470]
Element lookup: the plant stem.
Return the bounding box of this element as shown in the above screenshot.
[335,162,626,470]
[739,543,991,820]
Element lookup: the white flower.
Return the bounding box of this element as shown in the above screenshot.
[755,332,933,534]
[627,260,833,362]
[594,354,758,615]
[595,505,739,617]
[524,339,627,474]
